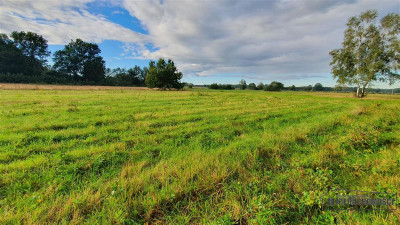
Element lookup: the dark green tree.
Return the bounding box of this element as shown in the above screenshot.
[264,81,284,91]
[127,65,147,86]
[0,34,33,75]
[239,79,247,90]
[209,83,219,89]
[103,67,146,86]
[145,58,183,90]
[10,31,50,66]
[82,56,105,82]
[314,83,324,91]
[0,31,49,77]
[256,82,264,90]
[107,68,129,86]
[248,83,257,90]
[220,84,234,90]
[53,39,105,81]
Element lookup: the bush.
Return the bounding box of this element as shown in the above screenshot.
[220,84,234,90]
[264,81,284,91]
[0,73,36,83]
[0,71,74,84]
[239,79,247,90]
[208,83,234,90]
[314,83,324,91]
[209,83,219,89]
[256,82,264,90]
[248,83,257,90]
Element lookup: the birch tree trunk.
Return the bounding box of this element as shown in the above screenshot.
[356,73,360,98]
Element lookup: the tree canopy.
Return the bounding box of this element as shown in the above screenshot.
[10,31,50,66]
[105,66,147,86]
[53,39,105,82]
[82,57,105,83]
[264,81,284,91]
[239,79,247,90]
[248,83,257,90]
[0,34,30,75]
[145,58,183,90]
[0,32,48,76]
[314,83,324,91]
[330,10,400,97]
[256,82,264,90]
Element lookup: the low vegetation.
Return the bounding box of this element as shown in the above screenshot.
[209,83,235,90]
[1,88,399,224]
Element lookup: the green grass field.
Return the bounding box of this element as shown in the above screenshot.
[1,88,399,224]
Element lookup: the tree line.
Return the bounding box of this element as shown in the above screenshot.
[206,80,400,94]
[0,31,184,89]
[209,80,285,91]
[207,10,400,96]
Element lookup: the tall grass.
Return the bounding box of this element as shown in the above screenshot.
[0,89,399,224]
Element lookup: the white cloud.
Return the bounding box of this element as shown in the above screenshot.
[122,0,399,78]
[0,0,148,45]
[111,10,125,15]
[1,0,399,80]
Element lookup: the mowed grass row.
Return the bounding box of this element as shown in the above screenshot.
[0,89,399,224]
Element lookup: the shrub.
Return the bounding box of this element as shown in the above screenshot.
[248,83,257,90]
[220,84,234,90]
[239,79,247,90]
[264,81,284,91]
[256,82,264,90]
[209,83,219,89]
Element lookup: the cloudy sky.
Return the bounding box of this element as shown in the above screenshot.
[1,0,399,87]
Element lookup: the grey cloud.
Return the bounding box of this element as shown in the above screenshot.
[122,0,398,79]
[1,0,398,81]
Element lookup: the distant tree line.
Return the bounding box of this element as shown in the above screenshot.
[0,31,149,86]
[208,83,235,90]
[206,79,399,94]
[103,67,147,86]
[208,80,285,91]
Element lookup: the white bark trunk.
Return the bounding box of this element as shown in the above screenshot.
[356,73,360,98]
[356,86,360,98]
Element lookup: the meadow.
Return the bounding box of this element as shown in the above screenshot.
[0,87,399,224]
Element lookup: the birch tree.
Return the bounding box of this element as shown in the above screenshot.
[330,10,400,98]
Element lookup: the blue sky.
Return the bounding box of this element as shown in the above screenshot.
[47,3,152,71]
[1,0,399,88]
